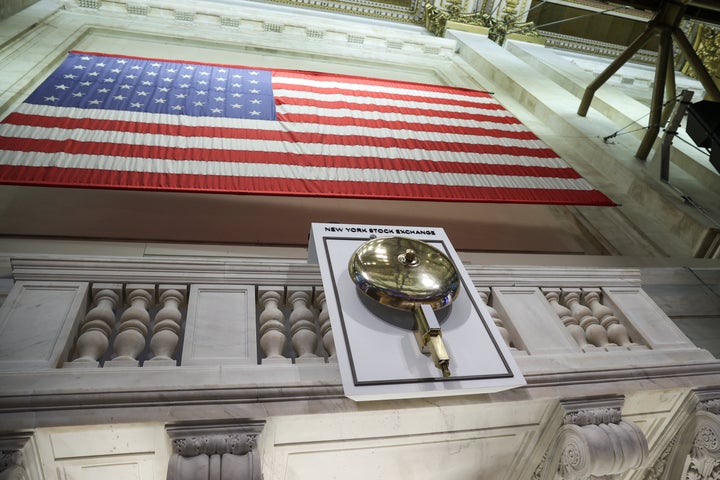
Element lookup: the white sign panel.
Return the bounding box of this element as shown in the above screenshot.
[309,223,525,401]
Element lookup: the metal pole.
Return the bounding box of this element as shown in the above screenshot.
[661,47,677,126]
[658,89,694,182]
[577,26,657,116]
[637,27,672,160]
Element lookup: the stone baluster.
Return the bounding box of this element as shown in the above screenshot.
[562,289,609,348]
[258,287,290,364]
[478,288,514,349]
[288,287,322,363]
[315,289,336,361]
[108,284,154,367]
[147,286,186,366]
[67,284,121,367]
[583,289,634,349]
[544,289,588,349]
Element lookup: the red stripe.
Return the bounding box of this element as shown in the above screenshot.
[275,96,507,119]
[0,137,578,178]
[277,112,522,127]
[272,82,499,109]
[0,165,615,205]
[2,114,552,156]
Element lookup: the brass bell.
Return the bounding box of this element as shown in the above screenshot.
[348,236,460,377]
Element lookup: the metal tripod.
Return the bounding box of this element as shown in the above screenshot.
[576,0,720,160]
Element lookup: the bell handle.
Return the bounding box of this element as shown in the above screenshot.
[412,304,451,377]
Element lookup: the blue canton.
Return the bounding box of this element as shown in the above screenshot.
[25,52,277,120]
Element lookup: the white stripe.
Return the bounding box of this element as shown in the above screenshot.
[11,103,519,133]
[0,151,596,191]
[272,75,495,105]
[0,123,569,168]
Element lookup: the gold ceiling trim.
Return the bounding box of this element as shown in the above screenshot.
[682,23,720,88]
[265,0,423,23]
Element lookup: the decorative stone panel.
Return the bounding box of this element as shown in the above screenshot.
[0,282,87,371]
[182,284,256,366]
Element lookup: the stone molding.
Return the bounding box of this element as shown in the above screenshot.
[534,397,648,480]
[60,0,437,47]
[9,256,642,288]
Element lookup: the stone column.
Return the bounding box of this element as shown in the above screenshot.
[258,287,290,364]
[562,289,609,349]
[287,287,321,363]
[67,284,121,367]
[165,423,265,480]
[147,286,186,366]
[315,289,336,361]
[479,287,515,350]
[108,284,155,367]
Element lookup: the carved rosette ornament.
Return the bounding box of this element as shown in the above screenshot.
[685,412,720,479]
[641,393,720,480]
[535,400,648,480]
[172,433,257,457]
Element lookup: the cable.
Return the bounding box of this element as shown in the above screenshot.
[602,93,683,142]
[673,134,712,157]
[533,5,629,29]
[516,0,547,18]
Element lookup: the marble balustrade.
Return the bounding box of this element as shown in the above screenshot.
[0,257,712,375]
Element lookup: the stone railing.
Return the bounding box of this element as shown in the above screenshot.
[0,257,713,377]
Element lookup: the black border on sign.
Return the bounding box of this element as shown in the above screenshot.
[322,235,514,387]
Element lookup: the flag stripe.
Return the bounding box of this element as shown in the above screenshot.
[269,70,493,100]
[0,124,565,167]
[10,102,525,131]
[274,96,510,121]
[0,51,614,206]
[0,165,611,204]
[0,152,595,190]
[272,85,507,112]
[2,110,544,145]
[0,137,581,178]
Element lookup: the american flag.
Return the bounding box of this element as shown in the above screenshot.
[0,51,613,205]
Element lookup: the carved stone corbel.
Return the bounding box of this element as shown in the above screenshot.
[0,433,34,480]
[165,422,265,480]
[0,451,26,480]
[534,398,648,480]
[650,391,720,480]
